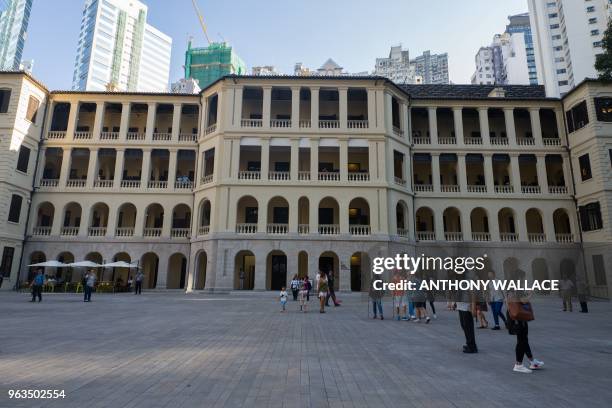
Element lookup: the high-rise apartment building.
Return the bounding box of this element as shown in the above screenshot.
[410,50,449,84]
[471,32,529,85]
[71,0,172,92]
[0,0,32,71]
[506,13,538,85]
[528,0,610,97]
[184,41,245,89]
[374,45,420,84]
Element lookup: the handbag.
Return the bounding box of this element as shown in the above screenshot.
[507,301,534,321]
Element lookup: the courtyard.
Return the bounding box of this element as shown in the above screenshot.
[0,291,611,408]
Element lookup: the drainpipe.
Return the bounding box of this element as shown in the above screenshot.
[14,91,50,290]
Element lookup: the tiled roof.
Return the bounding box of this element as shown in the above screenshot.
[397,84,549,100]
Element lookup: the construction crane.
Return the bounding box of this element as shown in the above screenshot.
[191,0,211,45]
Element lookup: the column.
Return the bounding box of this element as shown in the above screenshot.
[288,197,298,233]
[310,87,319,129]
[400,102,408,140]
[34,147,46,187]
[119,102,130,141]
[543,212,556,243]
[453,107,464,146]
[59,148,72,187]
[460,210,472,241]
[562,156,573,194]
[65,102,78,140]
[233,87,243,129]
[290,138,299,180]
[484,155,495,193]
[85,148,98,188]
[134,205,145,237]
[260,138,270,180]
[530,108,543,146]
[339,86,348,130]
[162,208,172,238]
[504,108,517,144]
[384,93,393,134]
[339,139,348,182]
[428,107,437,142]
[434,211,445,241]
[457,153,467,192]
[168,148,178,189]
[145,103,156,141]
[106,205,117,238]
[231,139,240,179]
[536,154,548,193]
[431,153,440,192]
[78,206,90,237]
[368,140,378,181]
[140,148,152,190]
[262,86,272,129]
[291,86,300,129]
[113,149,125,188]
[309,195,318,235]
[310,139,319,181]
[510,154,522,193]
[478,107,490,146]
[555,108,567,145]
[92,102,104,139]
[489,209,500,242]
[339,200,349,234]
[339,255,351,292]
[172,103,181,140]
[367,89,377,130]
[516,212,529,243]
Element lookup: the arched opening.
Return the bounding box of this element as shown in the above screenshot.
[443,207,462,241]
[61,202,82,236]
[560,259,576,283]
[28,251,46,281]
[396,200,409,236]
[498,207,517,241]
[526,208,545,242]
[503,257,522,280]
[298,251,308,278]
[167,253,187,289]
[319,251,339,291]
[109,252,131,284]
[348,197,370,235]
[235,250,255,290]
[318,197,339,234]
[236,195,258,233]
[553,208,572,242]
[141,252,159,289]
[298,197,309,234]
[350,252,370,292]
[267,250,287,290]
[416,207,435,240]
[532,258,550,294]
[116,203,137,237]
[267,196,289,234]
[88,203,109,236]
[470,207,490,241]
[84,252,103,281]
[34,202,55,235]
[199,200,211,235]
[56,252,74,282]
[143,203,164,237]
[195,251,207,290]
[171,204,191,238]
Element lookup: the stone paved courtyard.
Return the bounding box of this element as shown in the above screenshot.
[1,291,611,408]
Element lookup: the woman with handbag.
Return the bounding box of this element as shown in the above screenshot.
[507,290,544,373]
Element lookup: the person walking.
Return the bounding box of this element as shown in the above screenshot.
[317,272,329,313]
[560,276,574,312]
[488,271,507,330]
[127,276,133,293]
[239,269,245,290]
[578,281,589,313]
[325,270,340,307]
[30,268,45,302]
[507,291,544,373]
[456,277,478,353]
[290,275,300,301]
[426,280,437,319]
[299,276,309,312]
[412,275,431,323]
[392,270,406,320]
[134,270,144,295]
[84,270,96,302]
[369,280,384,320]
[279,287,288,312]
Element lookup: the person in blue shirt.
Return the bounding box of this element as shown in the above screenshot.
[30,269,45,302]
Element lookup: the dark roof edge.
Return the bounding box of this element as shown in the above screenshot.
[0,70,49,92]
[561,77,612,101]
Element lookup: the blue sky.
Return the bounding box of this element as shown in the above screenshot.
[22,0,528,89]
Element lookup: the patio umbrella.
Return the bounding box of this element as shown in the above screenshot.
[68,261,103,268]
[28,260,68,267]
[102,261,138,268]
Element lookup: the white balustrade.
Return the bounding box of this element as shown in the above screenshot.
[318,172,340,181]
[267,223,288,234]
[397,228,408,237]
[100,132,119,140]
[40,179,59,187]
[555,233,573,243]
[445,232,463,241]
[543,138,561,146]
[88,227,107,236]
[269,171,290,181]
[348,120,368,129]
[298,171,310,181]
[126,132,145,141]
[521,185,541,194]
[143,227,162,237]
[198,226,210,236]
[416,232,435,241]
[548,185,568,194]
[392,127,404,137]
[66,179,86,188]
[438,136,456,144]
[205,124,217,134]
[200,174,213,184]
[516,137,535,146]
[467,185,487,193]
[413,137,430,145]
[171,228,190,238]
[414,184,433,192]
[299,120,311,128]
[319,224,340,235]
[46,131,66,139]
[298,224,309,234]
[319,120,339,129]
[349,225,370,235]
[32,226,51,236]
[500,232,518,242]
[152,133,171,141]
[471,232,491,241]
[179,133,197,142]
[394,177,406,186]
[441,184,460,193]
[74,131,92,140]
[490,137,509,145]
[464,137,483,145]
[348,172,370,181]
[174,180,194,189]
[528,233,546,243]
[241,119,263,128]
[115,227,134,237]
[238,171,261,180]
[60,226,79,236]
[271,119,291,128]
[236,223,257,233]
[94,179,113,188]
[120,180,141,188]
[495,185,514,193]
[148,180,168,189]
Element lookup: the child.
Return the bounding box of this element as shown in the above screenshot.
[279,287,288,312]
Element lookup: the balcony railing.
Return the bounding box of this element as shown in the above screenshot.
[46,131,66,139]
[500,232,518,242]
[298,224,309,234]
[66,179,86,188]
[445,232,463,241]
[392,126,404,137]
[414,184,433,192]
[205,123,217,135]
[319,224,339,235]
[267,223,288,234]
[494,185,513,194]
[179,133,197,142]
[555,233,574,243]
[298,171,310,181]
[438,136,456,145]
[271,119,291,128]
[74,131,92,140]
[349,225,370,235]
[543,137,561,146]
[516,137,535,146]
[318,172,340,181]
[201,174,213,185]
[32,226,51,236]
[548,185,568,194]
[115,227,134,237]
[467,185,487,193]
[471,232,491,241]
[40,179,59,187]
[521,185,541,194]
[348,120,368,129]
[394,177,406,186]
[100,131,119,140]
[397,228,408,237]
[88,227,106,237]
[236,223,257,233]
[238,170,261,180]
[348,172,369,182]
[299,120,311,128]
[171,228,190,238]
[464,137,483,145]
[269,171,290,181]
[198,226,210,236]
[528,233,546,243]
[241,119,263,128]
[174,180,194,189]
[319,120,339,129]
[143,227,162,237]
[148,180,167,189]
[416,231,435,241]
[413,136,430,145]
[120,180,141,188]
[152,132,171,141]
[490,137,509,145]
[126,132,145,141]
[60,226,79,236]
[441,184,460,193]
[94,179,113,188]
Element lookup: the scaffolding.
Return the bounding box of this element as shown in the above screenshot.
[184,41,246,89]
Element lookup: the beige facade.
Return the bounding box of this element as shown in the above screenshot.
[1,72,609,296]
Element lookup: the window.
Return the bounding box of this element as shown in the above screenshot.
[25,96,39,123]
[594,41,603,48]
[559,80,569,86]
[589,17,597,24]
[0,247,15,278]
[592,255,608,286]
[586,6,595,12]
[591,29,600,36]
[594,98,612,122]
[579,154,592,181]
[0,89,10,113]
[565,100,589,133]
[8,195,22,223]
[579,202,603,231]
[548,13,558,18]
[557,69,567,74]
[550,24,560,29]
[16,145,30,173]
[609,149,612,167]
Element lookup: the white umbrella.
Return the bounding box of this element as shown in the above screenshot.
[103,261,138,268]
[28,260,68,267]
[68,261,102,268]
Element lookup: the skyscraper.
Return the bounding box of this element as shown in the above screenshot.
[410,50,449,84]
[184,41,245,89]
[471,32,529,86]
[374,45,420,84]
[506,13,538,85]
[71,0,172,92]
[528,0,610,97]
[0,0,32,71]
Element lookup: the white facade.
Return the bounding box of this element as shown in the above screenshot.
[171,78,201,94]
[472,33,529,85]
[374,45,418,84]
[529,0,610,97]
[0,0,32,71]
[71,0,172,92]
[252,66,279,76]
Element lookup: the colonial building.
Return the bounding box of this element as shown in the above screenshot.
[1,71,609,297]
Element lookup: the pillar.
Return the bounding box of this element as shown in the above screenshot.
[146,103,156,141]
[453,107,464,146]
[309,195,318,234]
[233,87,243,129]
[168,149,178,189]
[260,138,270,180]
[339,139,348,182]
[262,86,272,129]
[555,108,567,145]
[428,107,437,142]
[339,200,349,234]
[529,108,543,146]
[368,140,378,181]
[434,210,445,241]
[460,209,472,241]
[172,103,181,140]
[291,86,300,129]
[484,155,495,193]
[290,138,299,180]
[140,148,152,189]
[34,147,46,187]
[65,102,78,140]
[478,107,490,146]
[339,255,351,292]
[562,156,573,193]
[92,102,104,139]
[310,87,319,129]
[510,154,522,193]
[457,153,467,192]
[536,154,548,193]
[85,148,98,188]
[59,148,72,186]
[339,86,348,130]
[253,255,266,291]
[367,89,377,130]
[431,153,440,192]
[231,139,240,179]
[504,108,517,145]
[310,139,319,181]
[400,102,408,140]
[384,93,393,134]
[113,148,125,188]
[119,102,130,141]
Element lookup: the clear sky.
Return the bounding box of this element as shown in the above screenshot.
[22,0,528,90]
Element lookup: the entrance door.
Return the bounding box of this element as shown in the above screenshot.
[319,257,334,275]
[270,255,287,291]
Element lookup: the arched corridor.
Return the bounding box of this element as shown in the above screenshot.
[235,250,255,290]
[267,250,287,290]
[195,251,207,290]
